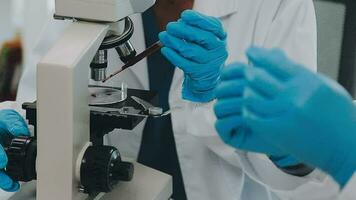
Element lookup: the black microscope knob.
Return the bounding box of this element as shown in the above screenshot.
[5,136,37,182]
[80,146,134,194]
[114,161,134,182]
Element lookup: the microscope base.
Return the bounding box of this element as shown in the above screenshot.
[10,162,172,200]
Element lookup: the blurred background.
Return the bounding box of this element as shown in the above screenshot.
[0,0,52,101]
[0,0,355,102]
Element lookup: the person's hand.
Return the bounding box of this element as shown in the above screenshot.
[214,63,301,167]
[159,10,228,103]
[242,47,356,187]
[0,110,30,192]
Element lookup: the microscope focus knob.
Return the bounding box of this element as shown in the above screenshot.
[80,146,134,194]
[5,136,37,182]
[114,161,134,182]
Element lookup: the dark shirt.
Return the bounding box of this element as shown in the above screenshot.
[137,8,187,200]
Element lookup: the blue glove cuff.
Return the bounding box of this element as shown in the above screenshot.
[182,75,219,103]
[182,86,217,103]
[321,123,356,187]
[332,153,356,188]
[270,155,301,168]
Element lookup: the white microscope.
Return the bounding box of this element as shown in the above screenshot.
[6,0,173,199]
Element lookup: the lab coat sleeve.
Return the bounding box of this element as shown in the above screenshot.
[185,100,245,168]
[0,101,27,116]
[261,0,317,71]
[339,174,356,200]
[185,0,340,198]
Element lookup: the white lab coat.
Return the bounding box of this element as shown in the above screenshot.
[336,174,356,200]
[5,0,341,199]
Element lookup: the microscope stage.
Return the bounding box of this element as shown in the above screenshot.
[23,86,158,132]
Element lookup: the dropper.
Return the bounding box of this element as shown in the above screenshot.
[102,41,163,83]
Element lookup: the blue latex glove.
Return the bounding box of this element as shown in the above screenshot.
[214,63,301,167]
[159,10,228,103]
[0,110,30,192]
[242,47,356,187]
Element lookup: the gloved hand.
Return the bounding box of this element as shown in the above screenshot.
[214,63,301,167]
[242,47,356,187]
[159,10,228,103]
[0,110,30,192]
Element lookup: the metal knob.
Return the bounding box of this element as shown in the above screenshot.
[80,146,134,194]
[5,136,37,182]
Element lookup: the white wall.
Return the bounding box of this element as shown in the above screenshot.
[314,1,346,81]
[0,0,14,46]
[1,0,52,68]
[23,0,51,66]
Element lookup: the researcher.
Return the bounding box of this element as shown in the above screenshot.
[0,0,339,199]
[214,46,356,199]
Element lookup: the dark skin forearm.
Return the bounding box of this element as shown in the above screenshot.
[153,0,194,31]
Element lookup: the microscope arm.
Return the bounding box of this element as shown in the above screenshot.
[37,21,108,200]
